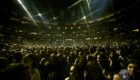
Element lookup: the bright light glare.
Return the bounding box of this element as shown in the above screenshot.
[83,16,86,19]
[38,13,41,16]
[18,0,36,25]
[75,9,99,23]
[18,0,22,4]
[48,6,57,23]
[53,17,56,19]
[68,0,82,9]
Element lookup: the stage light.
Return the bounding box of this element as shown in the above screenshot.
[18,0,36,25]
[18,0,22,4]
[38,13,41,16]
[83,16,86,19]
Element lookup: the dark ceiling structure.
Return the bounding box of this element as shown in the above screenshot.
[0,0,139,41]
[1,0,118,24]
[1,0,135,24]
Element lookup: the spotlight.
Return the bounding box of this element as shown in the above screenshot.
[38,13,41,16]
[83,16,86,19]
[18,0,22,4]
[18,0,36,25]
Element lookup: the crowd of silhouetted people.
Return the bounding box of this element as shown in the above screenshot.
[0,37,140,80]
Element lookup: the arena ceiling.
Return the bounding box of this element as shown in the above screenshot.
[0,0,135,27]
[1,0,119,24]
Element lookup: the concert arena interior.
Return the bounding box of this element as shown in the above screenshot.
[0,0,140,80]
